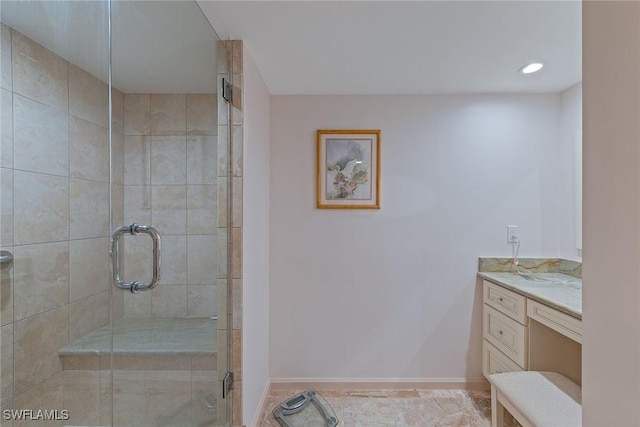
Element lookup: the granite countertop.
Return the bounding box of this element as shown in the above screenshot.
[478,271,582,320]
[59,317,217,356]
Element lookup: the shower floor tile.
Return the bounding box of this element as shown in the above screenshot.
[259,388,492,427]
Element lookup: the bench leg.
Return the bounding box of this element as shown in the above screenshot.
[491,385,505,427]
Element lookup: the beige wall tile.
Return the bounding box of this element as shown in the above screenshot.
[192,356,217,371]
[13,242,69,321]
[14,306,68,396]
[11,30,67,112]
[70,178,109,239]
[123,291,151,318]
[98,370,112,426]
[231,108,243,133]
[14,171,68,245]
[187,94,217,136]
[14,372,63,427]
[69,64,108,128]
[112,370,147,427]
[1,89,13,168]
[216,279,227,330]
[187,284,216,318]
[1,401,15,427]
[13,94,69,176]
[232,177,242,228]
[151,136,186,185]
[232,228,242,279]
[151,186,186,235]
[217,125,229,177]
[150,94,186,136]
[62,356,99,370]
[112,183,125,228]
[112,284,125,321]
[232,330,242,382]
[111,356,146,371]
[232,379,242,425]
[146,356,191,370]
[69,238,110,302]
[215,379,226,426]
[1,324,13,405]
[1,24,12,91]
[187,185,217,235]
[124,136,151,185]
[187,235,217,285]
[63,370,99,426]
[216,329,227,381]
[151,285,187,318]
[69,116,109,182]
[187,135,217,185]
[1,168,13,245]
[231,41,243,74]
[217,229,228,280]
[0,250,13,326]
[232,125,243,177]
[69,291,109,342]
[160,235,186,285]
[192,369,217,426]
[146,370,192,426]
[112,132,125,186]
[123,235,153,285]
[124,185,151,225]
[217,77,229,126]
[217,177,228,228]
[232,279,242,330]
[124,93,150,136]
[217,40,230,74]
[112,87,124,136]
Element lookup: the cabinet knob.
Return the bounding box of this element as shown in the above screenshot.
[498,330,503,335]
[499,297,503,302]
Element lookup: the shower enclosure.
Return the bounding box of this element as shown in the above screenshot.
[0,1,233,425]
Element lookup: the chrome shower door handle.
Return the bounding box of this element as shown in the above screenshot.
[111,223,161,293]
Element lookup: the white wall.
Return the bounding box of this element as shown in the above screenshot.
[583,2,640,425]
[560,82,582,259]
[241,46,271,426]
[269,94,575,382]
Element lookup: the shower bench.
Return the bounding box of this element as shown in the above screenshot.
[58,317,217,369]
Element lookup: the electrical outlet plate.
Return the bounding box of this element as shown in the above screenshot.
[507,225,519,243]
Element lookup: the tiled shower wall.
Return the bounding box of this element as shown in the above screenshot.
[0,23,124,417]
[121,93,218,319]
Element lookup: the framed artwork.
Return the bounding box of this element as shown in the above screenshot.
[316,129,381,209]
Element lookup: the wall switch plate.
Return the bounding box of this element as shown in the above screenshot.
[507,225,519,243]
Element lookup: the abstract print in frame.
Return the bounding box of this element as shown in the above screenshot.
[317,129,380,209]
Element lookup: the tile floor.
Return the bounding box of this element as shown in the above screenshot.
[258,389,497,427]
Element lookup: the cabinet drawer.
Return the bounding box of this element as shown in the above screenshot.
[483,280,527,324]
[483,339,524,378]
[527,299,582,344]
[483,305,528,367]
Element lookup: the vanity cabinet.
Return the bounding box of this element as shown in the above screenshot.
[481,277,583,385]
[482,281,528,376]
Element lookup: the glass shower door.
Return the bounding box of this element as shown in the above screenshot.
[108,1,231,426]
[0,0,230,425]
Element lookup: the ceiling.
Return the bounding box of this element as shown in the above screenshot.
[199,1,582,95]
[1,1,220,93]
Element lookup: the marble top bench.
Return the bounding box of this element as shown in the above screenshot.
[489,371,581,427]
[59,317,217,357]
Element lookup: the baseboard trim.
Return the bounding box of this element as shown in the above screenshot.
[269,378,490,391]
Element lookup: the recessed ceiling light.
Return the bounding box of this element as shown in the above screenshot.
[519,62,544,74]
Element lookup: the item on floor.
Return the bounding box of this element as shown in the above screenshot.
[272,390,339,427]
